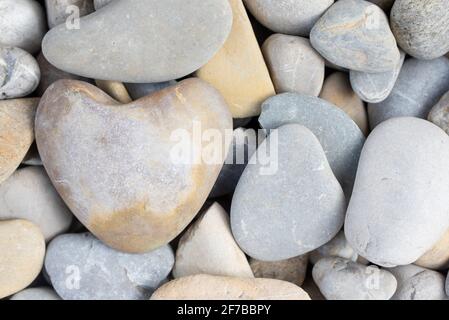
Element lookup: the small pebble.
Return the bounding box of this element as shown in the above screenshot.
[428,90,449,135]
[95,80,132,103]
[125,81,176,100]
[310,231,358,265]
[10,287,61,300]
[415,229,449,271]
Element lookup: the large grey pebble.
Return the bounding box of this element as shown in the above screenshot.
[345,117,449,267]
[310,231,358,265]
[243,0,334,37]
[391,0,449,60]
[259,93,365,196]
[310,0,400,73]
[124,81,176,100]
[231,124,346,261]
[45,233,174,300]
[45,0,95,29]
[368,57,449,129]
[10,287,61,300]
[312,257,397,300]
[0,47,40,100]
[350,50,405,103]
[262,34,325,96]
[42,0,233,82]
[0,0,46,54]
[389,265,448,300]
[428,91,449,135]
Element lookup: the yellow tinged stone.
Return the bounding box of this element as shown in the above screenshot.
[415,228,449,270]
[196,0,275,118]
[95,80,132,104]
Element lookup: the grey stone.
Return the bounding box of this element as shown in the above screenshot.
[42,0,233,82]
[93,0,111,10]
[0,47,40,100]
[447,273,449,296]
[368,57,449,128]
[231,124,346,261]
[0,0,46,54]
[350,50,405,103]
[259,93,365,196]
[45,233,174,300]
[262,34,325,96]
[310,231,358,265]
[243,0,334,37]
[391,0,449,60]
[312,257,397,300]
[22,143,42,166]
[428,91,449,135]
[45,0,94,29]
[10,287,61,300]
[310,0,400,73]
[125,81,176,100]
[367,0,395,11]
[389,265,448,300]
[345,117,449,267]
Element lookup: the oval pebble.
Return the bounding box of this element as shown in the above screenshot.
[125,81,176,100]
[10,287,61,300]
[310,231,358,265]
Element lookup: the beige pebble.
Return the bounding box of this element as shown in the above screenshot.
[95,80,132,103]
[415,228,449,270]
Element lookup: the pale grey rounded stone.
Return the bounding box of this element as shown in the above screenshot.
[10,287,61,300]
[350,50,405,103]
[428,91,449,135]
[312,257,397,300]
[42,0,233,83]
[310,231,358,265]
[125,81,176,100]
[345,117,449,267]
[262,34,325,96]
[0,47,40,100]
[231,124,346,261]
[0,0,46,54]
[368,57,449,129]
[259,93,365,196]
[45,233,174,300]
[45,0,95,29]
[310,0,400,73]
[243,0,334,37]
[389,265,448,300]
[93,0,111,10]
[0,166,73,241]
[391,0,449,60]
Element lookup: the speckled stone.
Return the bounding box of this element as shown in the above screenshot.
[125,81,176,100]
[10,287,61,300]
[45,233,174,300]
[428,90,449,135]
[415,229,449,271]
[310,231,358,265]
[45,0,94,29]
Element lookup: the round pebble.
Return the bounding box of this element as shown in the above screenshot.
[310,231,358,265]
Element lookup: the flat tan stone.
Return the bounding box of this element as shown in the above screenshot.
[196,0,275,118]
[151,274,311,300]
[415,228,449,270]
[95,80,132,104]
[0,220,45,299]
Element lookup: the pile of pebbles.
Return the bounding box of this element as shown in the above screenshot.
[1,0,449,300]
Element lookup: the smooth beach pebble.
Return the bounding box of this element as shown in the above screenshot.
[310,231,358,265]
[0,47,40,100]
[0,166,73,241]
[259,93,365,196]
[196,0,275,119]
[151,274,311,300]
[415,229,449,271]
[312,257,397,300]
[95,80,132,104]
[125,81,176,100]
[0,0,46,54]
[310,0,400,73]
[231,124,346,261]
[368,57,449,129]
[262,34,325,96]
[243,0,334,37]
[45,0,94,29]
[345,117,449,267]
[42,0,233,83]
[391,0,449,60]
[45,233,174,300]
[0,220,46,299]
[35,79,232,253]
[10,287,61,300]
[428,91,449,135]
[0,98,38,184]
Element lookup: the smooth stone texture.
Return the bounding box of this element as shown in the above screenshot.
[0,47,40,99]
[0,0,46,53]
[310,0,400,73]
[310,231,358,265]
[231,124,346,261]
[313,257,397,300]
[45,233,174,300]
[93,0,110,10]
[243,0,334,36]
[350,50,405,104]
[320,72,369,135]
[259,93,365,195]
[42,0,233,83]
[196,0,275,119]
[415,229,449,271]
[95,80,132,103]
[391,0,449,60]
[35,79,232,253]
[368,57,449,129]
[389,265,448,300]
[151,274,311,300]
[10,287,61,300]
[250,255,309,287]
[345,117,449,267]
[262,34,325,96]
[125,81,176,100]
[0,98,38,184]
[0,166,73,241]
[45,0,94,28]
[0,220,46,299]
[173,203,253,279]
[428,91,449,135]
